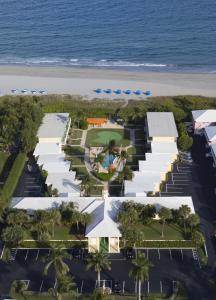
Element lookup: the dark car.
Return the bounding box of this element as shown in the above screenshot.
[125,247,135,259]
[72,248,82,259]
[113,280,121,294]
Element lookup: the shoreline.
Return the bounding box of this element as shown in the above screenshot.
[0,65,216,98]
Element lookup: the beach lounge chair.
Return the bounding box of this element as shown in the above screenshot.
[39,90,46,95]
[94,88,102,94]
[11,89,18,94]
[31,90,37,94]
[124,89,131,95]
[114,89,121,94]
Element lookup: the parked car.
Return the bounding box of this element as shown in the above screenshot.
[113,281,122,294]
[125,247,135,259]
[72,248,82,259]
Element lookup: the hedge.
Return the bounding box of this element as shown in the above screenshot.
[0,152,27,209]
[121,240,196,248]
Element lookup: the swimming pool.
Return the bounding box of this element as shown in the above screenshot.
[102,153,115,168]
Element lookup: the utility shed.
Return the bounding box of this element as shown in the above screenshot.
[146,112,178,142]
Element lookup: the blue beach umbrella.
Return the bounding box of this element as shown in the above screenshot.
[134,90,142,95]
[145,90,152,96]
[104,89,112,94]
[114,89,121,94]
[94,88,102,93]
[124,89,131,95]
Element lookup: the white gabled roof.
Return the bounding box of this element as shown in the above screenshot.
[46,172,80,195]
[204,126,216,142]
[37,153,66,165]
[192,110,216,123]
[151,141,178,154]
[84,199,121,238]
[42,161,71,174]
[124,171,161,194]
[139,160,170,173]
[34,143,61,156]
[38,113,70,139]
[147,112,178,138]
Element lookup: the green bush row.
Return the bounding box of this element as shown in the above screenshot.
[0,152,27,209]
[133,240,195,248]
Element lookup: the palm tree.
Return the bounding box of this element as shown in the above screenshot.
[11,280,27,299]
[81,174,92,196]
[129,252,153,300]
[6,210,29,227]
[158,207,172,238]
[191,231,205,246]
[44,247,70,278]
[178,205,191,233]
[48,275,76,300]
[49,209,61,237]
[118,166,133,195]
[2,225,25,247]
[86,251,111,288]
[187,213,200,232]
[34,223,51,241]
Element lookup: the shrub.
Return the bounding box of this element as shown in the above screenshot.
[79,120,88,130]
[96,172,114,181]
[0,153,27,209]
[177,123,193,151]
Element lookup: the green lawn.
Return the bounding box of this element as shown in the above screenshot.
[0,151,9,175]
[63,145,85,156]
[138,221,184,240]
[25,225,85,241]
[67,155,85,166]
[86,129,131,146]
[70,139,82,145]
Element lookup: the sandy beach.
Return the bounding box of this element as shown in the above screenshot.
[0,65,215,98]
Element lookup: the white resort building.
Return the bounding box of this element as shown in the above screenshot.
[11,112,195,253]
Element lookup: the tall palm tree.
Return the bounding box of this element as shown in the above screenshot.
[44,247,70,278]
[11,280,27,299]
[187,213,200,232]
[178,205,191,233]
[49,209,61,237]
[158,207,172,238]
[81,174,92,196]
[86,251,111,288]
[129,252,153,300]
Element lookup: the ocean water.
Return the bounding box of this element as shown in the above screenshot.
[0,0,216,73]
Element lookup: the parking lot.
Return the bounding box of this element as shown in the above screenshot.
[1,247,201,296]
[160,161,193,196]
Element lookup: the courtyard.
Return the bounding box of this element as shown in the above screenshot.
[85,129,131,147]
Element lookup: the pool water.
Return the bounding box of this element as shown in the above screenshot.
[102,154,115,168]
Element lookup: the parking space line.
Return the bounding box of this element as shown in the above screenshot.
[39,280,44,292]
[147,248,149,259]
[160,281,163,294]
[35,250,39,261]
[181,249,183,261]
[80,280,84,294]
[158,249,160,260]
[25,249,29,261]
[135,281,137,293]
[122,281,125,294]
[169,249,172,260]
[147,281,149,294]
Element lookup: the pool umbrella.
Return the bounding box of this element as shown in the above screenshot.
[134,90,142,95]
[94,88,102,93]
[145,90,152,96]
[104,89,112,94]
[124,89,131,95]
[114,89,121,94]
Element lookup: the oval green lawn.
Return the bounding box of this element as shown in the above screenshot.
[94,131,123,144]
